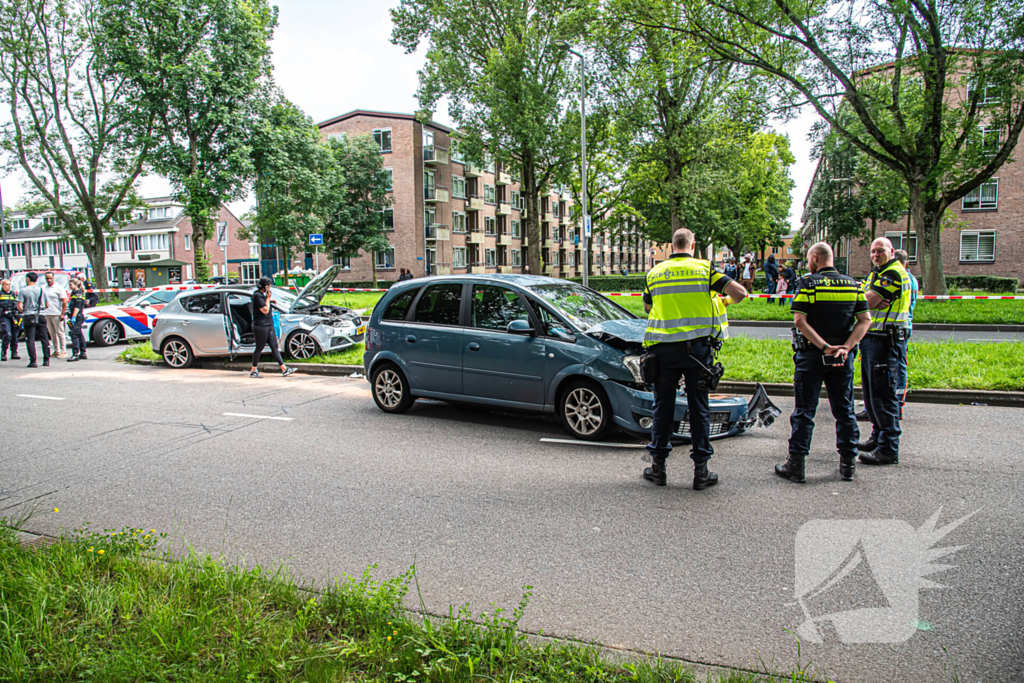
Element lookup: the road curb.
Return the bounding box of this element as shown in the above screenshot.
[729,320,1024,332]
[129,358,365,377]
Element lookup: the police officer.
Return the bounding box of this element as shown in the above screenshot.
[642,228,747,489]
[776,243,870,483]
[857,237,912,465]
[0,279,21,361]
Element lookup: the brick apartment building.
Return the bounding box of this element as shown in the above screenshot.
[801,75,1024,285]
[2,197,258,286]
[315,110,652,281]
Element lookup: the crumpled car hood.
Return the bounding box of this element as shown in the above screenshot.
[585,318,647,349]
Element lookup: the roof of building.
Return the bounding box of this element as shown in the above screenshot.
[316,109,453,134]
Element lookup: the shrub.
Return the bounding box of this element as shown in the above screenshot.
[330,280,396,289]
[944,275,1019,293]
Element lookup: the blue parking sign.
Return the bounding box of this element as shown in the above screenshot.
[309,233,323,246]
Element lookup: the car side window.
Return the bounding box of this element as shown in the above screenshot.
[413,283,462,326]
[531,299,572,338]
[183,293,222,314]
[471,285,531,331]
[382,289,418,321]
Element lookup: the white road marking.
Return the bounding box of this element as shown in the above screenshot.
[540,437,645,448]
[16,394,65,401]
[222,412,293,421]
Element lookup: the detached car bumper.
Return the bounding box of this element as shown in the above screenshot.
[602,380,780,441]
[315,322,365,353]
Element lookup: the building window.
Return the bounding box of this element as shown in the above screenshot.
[484,216,496,236]
[967,84,1001,105]
[4,243,25,257]
[148,207,170,220]
[327,132,346,142]
[885,232,917,262]
[452,175,466,199]
[551,251,559,267]
[963,179,998,210]
[569,252,575,267]
[484,184,495,204]
[453,246,467,268]
[375,247,395,269]
[485,156,496,174]
[184,236,191,251]
[451,142,465,164]
[373,128,392,153]
[512,249,521,266]
[43,216,61,228]
[384,168,393,191]
[960,231,995,262]
[485,248,496,267]
[332,254,351,269]
[980,127,1001,156]
[10,219,30,231]
[771,246,779,254]
[382,208,395,231]
[423,130,433,151]
[452,212,467,233]
[511,219,521,238]
[511,190,520,209]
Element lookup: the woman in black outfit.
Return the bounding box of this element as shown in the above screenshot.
[250,277,295,378]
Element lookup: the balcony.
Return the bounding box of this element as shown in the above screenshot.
[500,265,513,274]
[496,171,511,185]
[464,162,484,177]
[521,207,528,219]
[497,233,511,246]
[543,237,555,249]
[470,265,486,274]
[561,214,572,226]
[497,201,512,216]
[424,185,449,203]
[425,224,450,241]
[466,195,485,211]
[435,266,452,276]
[423,146,449,165]
[467,230,485,244]
[543,212,555,223]
[544,265,555,275]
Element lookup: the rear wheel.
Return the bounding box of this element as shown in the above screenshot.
[371,362,415,414]
[559,379,613,441]
[92,319,122,346]
[161,338,194,369]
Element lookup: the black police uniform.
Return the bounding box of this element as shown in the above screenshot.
[0,288,20,360]
[778,267,868,482]
[68,289,88,359]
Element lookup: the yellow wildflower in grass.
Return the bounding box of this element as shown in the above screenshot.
[150,529,155,533]
[88,547,93,553]
[98,550,104,555]
[393,630,397,635]
[387,636,391,641]
[53,508,59,513]
[144,535,150,539]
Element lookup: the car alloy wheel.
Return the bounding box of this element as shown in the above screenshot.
[162,339,193,369]
[559,379,612,440]
[287,332,319,359]
[371,362,415,413]
[94,319,121,346]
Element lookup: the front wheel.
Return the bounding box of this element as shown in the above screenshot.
[559,379,612,441]
[92,319,122,346]
[286,331,320,360]
[371,362,415,414]
[161,338,194,369]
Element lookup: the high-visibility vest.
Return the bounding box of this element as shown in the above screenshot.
[864,259,912,332]
[644,256,727,346]
[713,294,729,339]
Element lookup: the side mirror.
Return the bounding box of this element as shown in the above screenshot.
[506,319,535,335]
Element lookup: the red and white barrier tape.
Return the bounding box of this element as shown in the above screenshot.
[85,285,215,294]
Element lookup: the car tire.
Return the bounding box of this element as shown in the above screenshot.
[559,378,613,441]
[92,319,122,346]
[286,331,320,360]
[161,337,194,369]
[371,362,415,414]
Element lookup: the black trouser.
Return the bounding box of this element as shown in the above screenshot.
[861,335,904,457]
[23,318,50,363]
[1,316,18,357]
[647,338,714,464]
[788,348,860,461]
[252,324,284,367]
[69,315,87,356]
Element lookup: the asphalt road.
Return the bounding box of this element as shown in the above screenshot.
[1,347,1021,683]
[729,323,1024,343]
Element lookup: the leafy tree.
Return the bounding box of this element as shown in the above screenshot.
[97,0,278,281]
[0,0,151,290]
[251,98,336,287]
[631,0,1024,293]
[321,135,394,289]
[391,0,585,275]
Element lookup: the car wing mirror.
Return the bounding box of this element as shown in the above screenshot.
[506,319,536,335]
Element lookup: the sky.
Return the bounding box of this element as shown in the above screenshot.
[1,0,820,233]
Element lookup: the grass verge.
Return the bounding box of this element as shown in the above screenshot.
[119,341,161,363]
[118,341,365,367]
[0,519,822,682]
[721,338,1024,391]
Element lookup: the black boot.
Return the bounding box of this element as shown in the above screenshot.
[774,456,805,483]
[840,455,856,481]
[693,462,719,490]
[859,451,898,466]
[1,350,6,361]
[643,457,667,486]
[856,438,877,452]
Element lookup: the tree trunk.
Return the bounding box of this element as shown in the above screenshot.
[371,254,378,290]
[870,216,877,241]
[191,210,212,282]
[910,185,947,295]
[522,147,542,276]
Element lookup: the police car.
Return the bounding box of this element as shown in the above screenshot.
[83,289,187,346]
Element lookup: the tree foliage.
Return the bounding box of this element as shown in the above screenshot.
[0,0,151,289]
[97,0,278,281]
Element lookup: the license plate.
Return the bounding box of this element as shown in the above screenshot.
[356,325,365,336]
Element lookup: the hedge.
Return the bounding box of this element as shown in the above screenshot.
[329,280,397,289]
[944,275,1019,293]
[570,273,1018,293]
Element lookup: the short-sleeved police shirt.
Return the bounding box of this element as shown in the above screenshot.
[642,253,732,306]
[790,267,869,346]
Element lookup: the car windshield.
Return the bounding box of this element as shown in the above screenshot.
[122,292,149,306]
[527,282,635,330]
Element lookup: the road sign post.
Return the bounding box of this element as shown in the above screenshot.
[309,234,323,274]
[216,221,229,282]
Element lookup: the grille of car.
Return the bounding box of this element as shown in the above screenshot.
[673,411,734,438]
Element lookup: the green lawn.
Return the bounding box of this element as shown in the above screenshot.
[119,340,364,367]
[0,519,822,682]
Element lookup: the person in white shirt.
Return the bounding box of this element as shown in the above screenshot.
[41,272,69,358]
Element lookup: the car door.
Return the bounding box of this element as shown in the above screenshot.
[401,282,465,396]
[180,292,229,354]
[462,284,546,408]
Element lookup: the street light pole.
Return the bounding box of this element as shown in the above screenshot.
[554,40,588,288]
[0,182,9,275]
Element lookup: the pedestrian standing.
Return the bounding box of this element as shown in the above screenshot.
[893,249,918,417]
[66,279,88,362]
[16,272,50,368]
[778,261,797,305]
[775,243,871,483]
[764,253,779,302]
[398,268,414,282]
[740,255,755,293]
[41,272,69,358]
[78,273,99,308]
[522,263,531,274]
[0,279,22,361]
[857,238,912,466]
[249,276,295,379]
[642,228,747,489]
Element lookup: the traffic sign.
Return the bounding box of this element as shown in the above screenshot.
[215,221,229,247]
[309,233,323,246]
[584,214,592,237]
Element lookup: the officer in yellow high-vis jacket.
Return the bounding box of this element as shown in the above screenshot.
[857,237,913,466]
[642,228,747,489]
